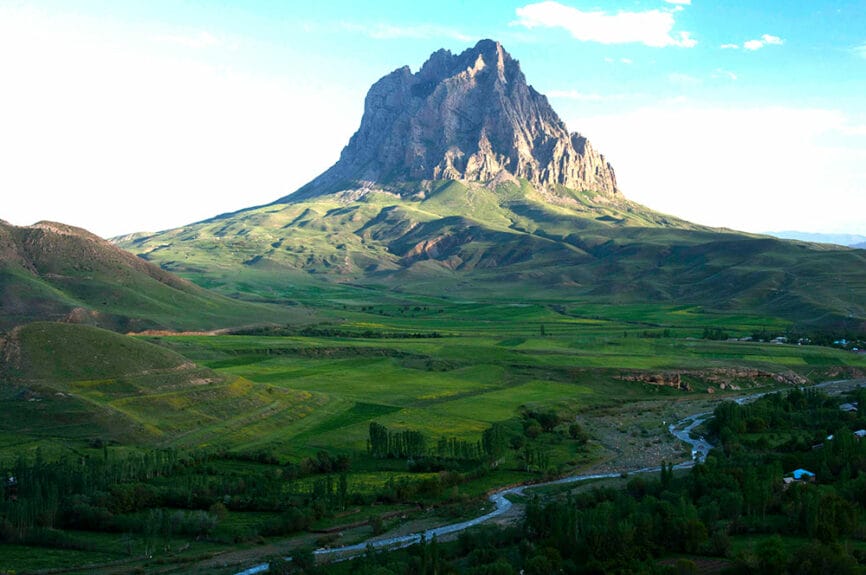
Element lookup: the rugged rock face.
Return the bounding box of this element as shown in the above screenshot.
[285,39,619,201]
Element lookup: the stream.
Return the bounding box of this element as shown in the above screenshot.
[235,378,863,574]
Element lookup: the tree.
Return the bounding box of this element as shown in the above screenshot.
[756,536,786,575]
[483,423,507,459]
[368,422,389,458]
[291,547,316,573]
[569,422,589,445]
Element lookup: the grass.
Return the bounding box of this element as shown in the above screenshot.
[132,304,866,460]
[0,323,338,455]
[2,303,865,573]
[5,179,866,573]
[0,542,122,571]
[0,221,309,333]
[5,310,864,461]
[115,178,866,328]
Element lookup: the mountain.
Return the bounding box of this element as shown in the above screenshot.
[119,40,866,329]
[289,39,618,201]
[0,219,308,331]
[854,242,866,250]
[764,231,866,247]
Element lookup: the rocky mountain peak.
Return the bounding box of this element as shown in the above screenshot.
[286,39,619,201]
[418,39,514,85]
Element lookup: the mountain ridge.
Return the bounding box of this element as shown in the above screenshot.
[764,231,866,248]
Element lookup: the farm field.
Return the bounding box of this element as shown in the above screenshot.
[146,300,865,456]
[2,301,865,574]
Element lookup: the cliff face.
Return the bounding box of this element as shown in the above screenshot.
[285,39,619,200]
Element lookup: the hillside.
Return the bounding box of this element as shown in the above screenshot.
[122,179,866,329]
[117,40,866,329]
[0,219,311,331]
[0,322,326,449]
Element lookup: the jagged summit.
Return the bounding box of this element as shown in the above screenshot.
[283,39,619,201]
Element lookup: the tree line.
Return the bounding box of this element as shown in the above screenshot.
[323,387,866,574]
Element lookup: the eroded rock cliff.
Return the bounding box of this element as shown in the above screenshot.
[285,39,619,201]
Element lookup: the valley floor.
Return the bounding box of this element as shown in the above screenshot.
[3,301,866,574]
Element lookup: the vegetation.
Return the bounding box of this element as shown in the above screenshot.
[323,387,866,574]
[118,179,866,329]
[3,52,866,573]
[1,297,865,573]
[0,220,303,332]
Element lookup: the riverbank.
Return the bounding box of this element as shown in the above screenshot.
[232,378,866,574]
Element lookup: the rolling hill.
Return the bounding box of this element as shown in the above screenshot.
[0,219,311,332]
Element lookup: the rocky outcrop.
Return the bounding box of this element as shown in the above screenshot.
[618,371,692,392]
[617,368,810,391]
[284,39,619,201]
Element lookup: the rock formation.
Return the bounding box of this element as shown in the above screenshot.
[284,39,619,201]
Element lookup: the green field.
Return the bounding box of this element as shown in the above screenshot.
[1,302,865,574]
[5,305,865,458]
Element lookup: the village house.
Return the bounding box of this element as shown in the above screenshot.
[783,468,816,488]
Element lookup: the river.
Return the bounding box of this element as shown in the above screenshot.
[235,378,864,574]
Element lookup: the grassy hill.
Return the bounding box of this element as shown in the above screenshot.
[119,180,866,329]
[0,322,330,453]
[0,219,313,332]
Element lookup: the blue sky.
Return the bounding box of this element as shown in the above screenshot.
[1,0,865,237]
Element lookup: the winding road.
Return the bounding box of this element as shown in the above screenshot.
[235,378,863,574]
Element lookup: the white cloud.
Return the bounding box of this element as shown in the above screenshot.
[340,22,473,42]
[603,57,637,65]
[853,44,866,59]
[569,106,866,234]
[720,43,740,49]
[514,1,697,48]
[743,34,784,51]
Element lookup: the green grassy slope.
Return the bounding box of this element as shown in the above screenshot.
[0,322,332,453]
[119,181,866,328]
[0,220,312,331]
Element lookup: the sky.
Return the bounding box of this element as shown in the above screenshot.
[1,0,865,238]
